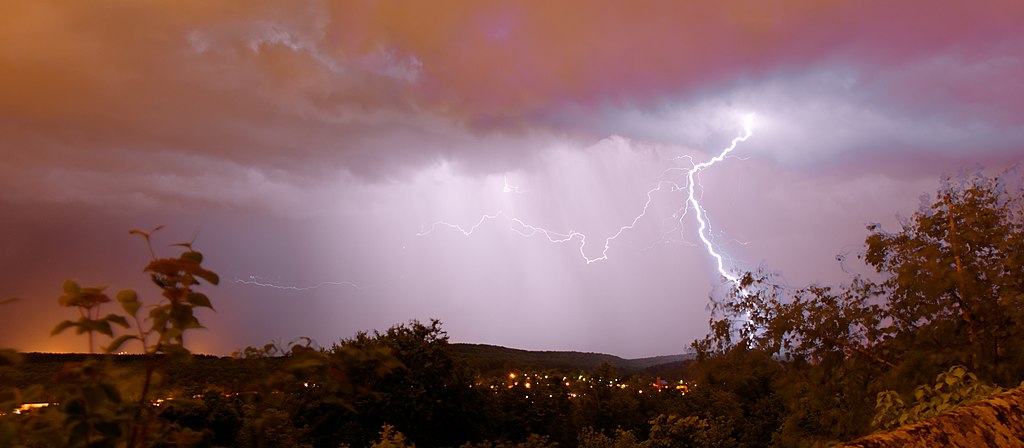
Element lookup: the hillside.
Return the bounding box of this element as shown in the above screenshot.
[449,343,692,376]
[0,346,694,393]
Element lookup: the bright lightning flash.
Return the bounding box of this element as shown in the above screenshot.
[687,113,754,283]
[419,113,756,287]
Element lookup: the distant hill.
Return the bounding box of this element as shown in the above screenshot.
[0,352,279,392]
[449,343,692,376]
[0,346,694,391]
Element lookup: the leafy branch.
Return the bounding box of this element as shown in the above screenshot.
[39,227,220,448]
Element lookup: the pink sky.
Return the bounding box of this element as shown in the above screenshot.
[1,1,1022,357]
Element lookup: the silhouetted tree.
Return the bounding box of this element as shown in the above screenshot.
[697,169,1024,445]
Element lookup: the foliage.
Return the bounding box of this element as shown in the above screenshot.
[841,388,1024,447]
[2,227,219,447]
[370,424,416,448]
[461,433,558,448]
[689,347,782,448]
[309,319,483,447]
[235,405,310,448]
[50,227,220,358]
[577,427,642,448]
[864,171,1024,383]
[574,415,734,448]
[695,168,1024,444]
[873,365,1004,430]
[645,414,735,448]
[51,281,130,355]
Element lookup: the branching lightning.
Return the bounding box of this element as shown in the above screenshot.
[417,214,501,237]
[418,114,756,285]
[234,275,365,291]
[685,114,754,282]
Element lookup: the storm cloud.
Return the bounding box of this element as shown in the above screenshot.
[1,1,1022,357]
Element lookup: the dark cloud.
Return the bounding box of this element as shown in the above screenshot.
[1,1,1022,357]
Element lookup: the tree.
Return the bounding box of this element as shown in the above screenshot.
[645,414,735,448]
[305,319,485,448]
[697,169,1024,444]
[370,424,416,448]
[864,170,1024,383]
[574,362,643,435]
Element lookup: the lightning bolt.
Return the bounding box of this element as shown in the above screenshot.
[685,114,754,283]
[234,275,365,291]
[416,180,687,265]
[418,114,755,285]
[417,213,500,237]
[503,175,524,193]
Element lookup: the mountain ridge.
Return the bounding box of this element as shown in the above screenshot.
[449,342,692,376]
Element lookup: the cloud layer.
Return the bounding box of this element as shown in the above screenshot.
[1,1,1022,357]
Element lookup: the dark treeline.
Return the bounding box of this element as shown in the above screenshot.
[1,320,716,447]
[3,169,1024,447]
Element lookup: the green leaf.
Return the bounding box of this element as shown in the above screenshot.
[162,343,191,358]
[105,335,139,354]
[151,308,169,332]
[116,289,138,304]
[169,307,203,329]
[149,306,167,319]
[88,319,113,337]
[51,320,76,336]
[131,225,163,238]
[161,328,184,344]
[186,292,214,310]
[181,251,203,263]
[63,280,80,294]
[193,268,219,285]
[914,387,927,401]
[117,290,141,316]
[146,258,186,277]
[103,314,130,328]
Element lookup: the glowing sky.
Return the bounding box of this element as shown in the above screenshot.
[2,1,1023,357]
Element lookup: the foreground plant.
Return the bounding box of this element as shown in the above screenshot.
[3,227,218,447]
